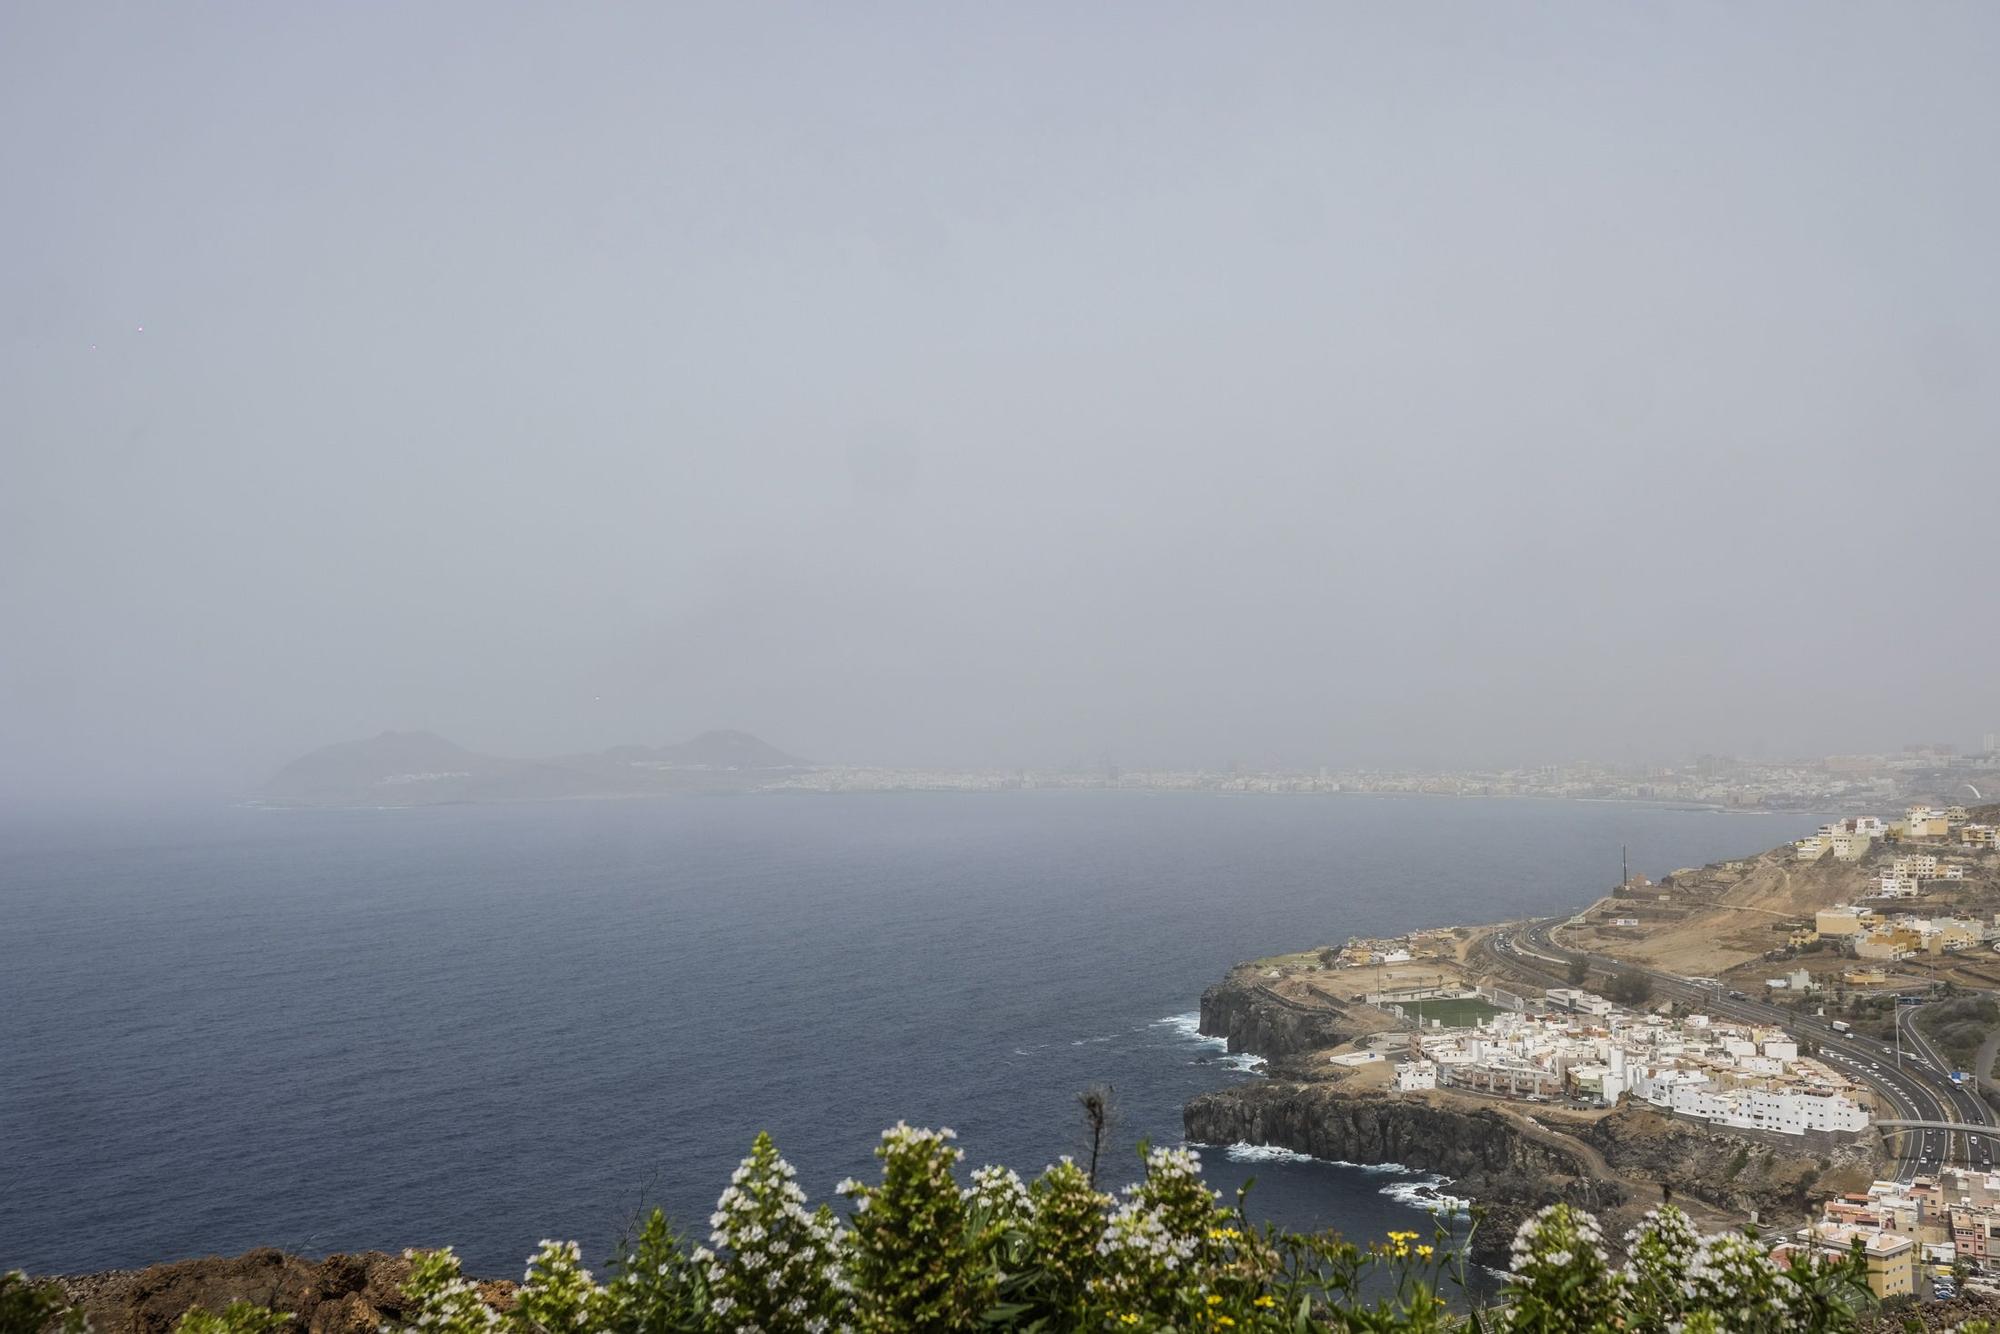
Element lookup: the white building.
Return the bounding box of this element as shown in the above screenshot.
[1542,988,1614,1016]
[1425,1006,1873,1134]
[1395,1059,1437,1091]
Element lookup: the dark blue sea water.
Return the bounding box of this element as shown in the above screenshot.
[0,793,1815,1276]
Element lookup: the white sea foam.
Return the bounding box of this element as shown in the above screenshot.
[1222,1142,1317,1163]
[1204,1142,1470,1217]
[1379,1175,1473,1216]
[1219,1052,1267,1074]
[1201,1141,1409,1173]
[1154,1012,1229,1049]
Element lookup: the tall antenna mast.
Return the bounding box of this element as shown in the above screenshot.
[1622,845,1628,891]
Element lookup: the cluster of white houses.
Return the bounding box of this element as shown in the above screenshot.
[1391,997,1870,1138]
[1875,853,1969,898]
[1797,806,1994,862]
[1796,816,1893,861]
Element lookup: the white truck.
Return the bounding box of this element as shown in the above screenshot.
[1830,1020,1852,1034]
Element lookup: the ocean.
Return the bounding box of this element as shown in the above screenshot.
[0,792,1815,1276]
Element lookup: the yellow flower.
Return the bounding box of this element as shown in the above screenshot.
[1254,1295,1276,1308]
[1118,1315,1140,1327]
[1206,1295,1222,1306]
[1416,1244,1435,1260]
[1217,1319,1235,1329]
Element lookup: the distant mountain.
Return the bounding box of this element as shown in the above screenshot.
[262,729,805,807]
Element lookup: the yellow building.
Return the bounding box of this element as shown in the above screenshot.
[1856,928,1921,961]
[1797,1228,1916,1300]
[1843,967,1892,986]
[1926,920,1982,953]
[1788,927,1821,948]
[1904,809,1954,839]
[1859,1233,1916,1299]
[1815,908,1863,938]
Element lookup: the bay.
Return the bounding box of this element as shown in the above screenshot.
[0,792,1813,1275]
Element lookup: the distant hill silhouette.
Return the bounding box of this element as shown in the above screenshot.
[263,729,805,807]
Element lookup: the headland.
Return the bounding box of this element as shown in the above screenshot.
[1186,803,2000,1271]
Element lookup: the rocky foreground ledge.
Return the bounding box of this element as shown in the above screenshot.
[28,1242,2000,1333]
[38,1249,515,1334]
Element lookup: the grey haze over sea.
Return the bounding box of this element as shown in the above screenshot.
[1,793,1815,1275]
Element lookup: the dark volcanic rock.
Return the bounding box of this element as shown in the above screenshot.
[1185,1082,1594,1181]
[1578,1101,1868,1224]
[46,1251,514,1334]
[1198,975,1360,1059]
[1184,1081,1627,1264]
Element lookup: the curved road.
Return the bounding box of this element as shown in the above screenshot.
[1895,1002,1996,1171]
[1489,917,1996,1181]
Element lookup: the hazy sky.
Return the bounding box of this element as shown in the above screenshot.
[5,4,1998,799]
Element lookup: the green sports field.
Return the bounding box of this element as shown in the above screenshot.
[1398,996,1504,1028]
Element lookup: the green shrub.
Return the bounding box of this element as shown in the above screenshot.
[175,1304,292,1334]
[11,1126,1880,1334]
[0,1272,88,1334]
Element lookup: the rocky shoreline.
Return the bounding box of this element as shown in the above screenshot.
[1184,1080,1624,1264]
[1198,970,1367,1065]
[1183,972,1874,1266]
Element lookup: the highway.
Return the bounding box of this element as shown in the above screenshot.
[1488,916,1998,1181]
[1895,1002,1996,1172]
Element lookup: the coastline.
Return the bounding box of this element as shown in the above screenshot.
[1173,809,1951,1260]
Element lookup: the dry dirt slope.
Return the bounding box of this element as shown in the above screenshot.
[1570,815,2000,977]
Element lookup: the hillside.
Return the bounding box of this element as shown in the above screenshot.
[1567,823,2000,977]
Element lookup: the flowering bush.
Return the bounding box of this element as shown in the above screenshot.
[598,1207,710,1334]
[840,1123,991,1331]
[698,1130,844,1334]
[6,1129,1886,1334]
[399,1247,502,1334]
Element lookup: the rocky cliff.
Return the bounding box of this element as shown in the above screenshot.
[1580,1102,1872,1224]
[1183,1079,1870,1264]
[1198,973,1363,1061]
[1184,1082,1627,1263]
